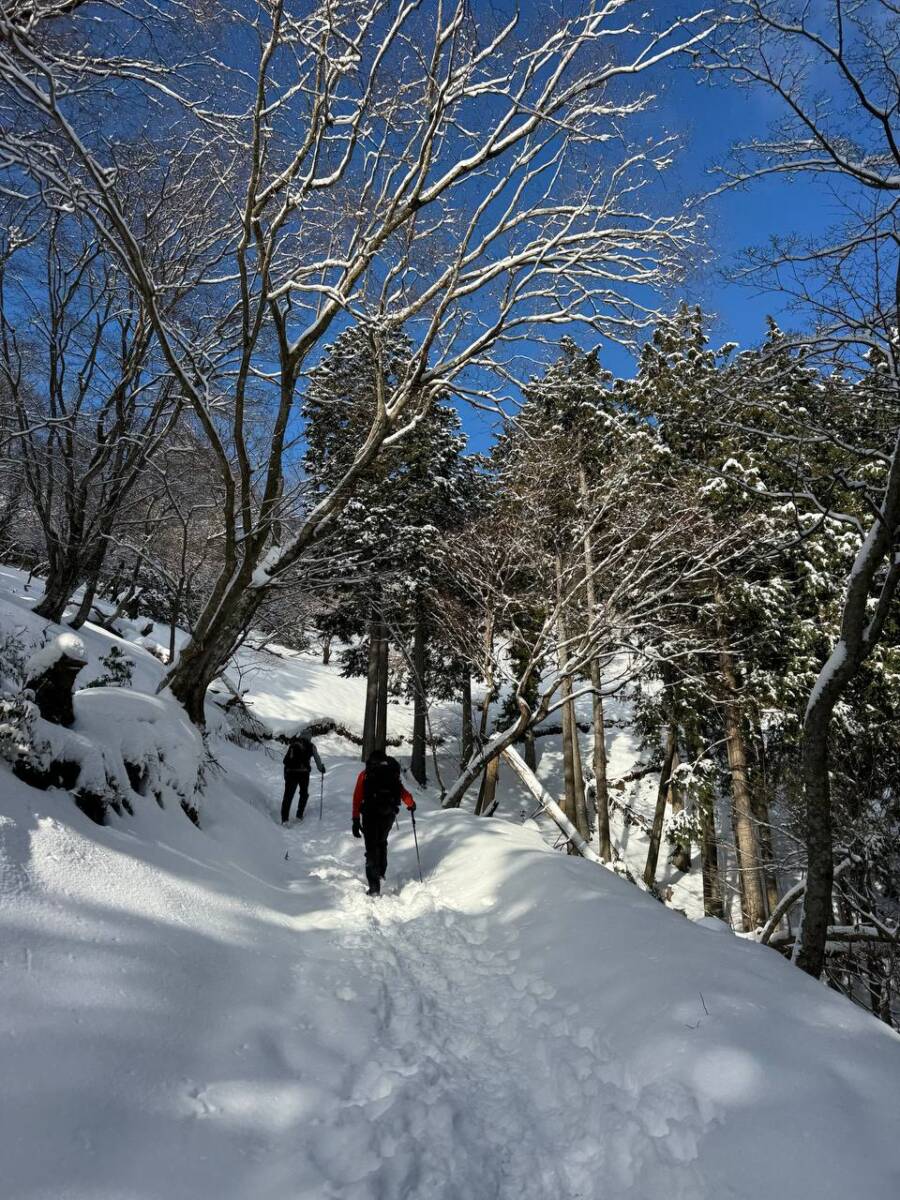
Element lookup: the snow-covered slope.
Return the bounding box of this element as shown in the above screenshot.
[1,566,899,1199]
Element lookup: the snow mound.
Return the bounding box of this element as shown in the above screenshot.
[25,630,87,675]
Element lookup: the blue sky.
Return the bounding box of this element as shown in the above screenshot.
[460,20,841,453]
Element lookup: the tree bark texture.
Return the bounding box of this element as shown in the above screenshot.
[460,675,474,770]
[668,752,692,873]
[374,629,389,755]
[578,464,611,860]
[410,611,427,786]
[474,755,499,817]
[643,723,678,889]
[555,553,589,843]
[719,644,768,931]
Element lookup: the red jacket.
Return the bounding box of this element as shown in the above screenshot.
[352,770,415,819]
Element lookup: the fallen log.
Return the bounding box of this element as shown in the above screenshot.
[501,745,603,864]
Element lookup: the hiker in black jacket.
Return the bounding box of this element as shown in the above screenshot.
[351,749,415,895]
[281,734,325,823]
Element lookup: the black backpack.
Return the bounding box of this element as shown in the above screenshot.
[363,756,402,818]
[285,738,314,771]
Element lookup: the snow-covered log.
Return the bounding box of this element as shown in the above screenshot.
[501,745,603,865]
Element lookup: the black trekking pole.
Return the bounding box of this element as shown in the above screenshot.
[319,773,324,821]
[411,811,423,883]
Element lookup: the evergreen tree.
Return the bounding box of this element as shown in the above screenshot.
[302,327,479,775]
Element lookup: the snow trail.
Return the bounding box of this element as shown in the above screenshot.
[277,798,710,1200]
[2,738,899,1199]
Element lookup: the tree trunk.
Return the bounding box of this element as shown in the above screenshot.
[669,751,692,873]
[644,723,678,889]
[793,421,900,975]
[162,558,266,725]
[719,643,767,931]
[166,605,255,725]
[443,691,540,810]
[361,620,381,762]
[33,551,83,624]
[322,635,332,666]
[69,576,98,631]
[375,627,389,755]
[589,661,611,860]
[474,755,499,816]
[559,676,579,831]
[795,711,834,974]
[169,595,180,665]
[555,553,589,843]
[460,675,474,770]
[569,696,591,842]
[751,721,780,917]
[523,726,537,772]
[685,726,723,919]
[502,745,604,864]
[698,789,723,919]
[578,464,611,860]
[410,610,427,786]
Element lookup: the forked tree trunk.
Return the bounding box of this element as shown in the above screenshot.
[69,553,104,630]
[719,643,767,931]
[33,550,83,624]
[410,610,427,786]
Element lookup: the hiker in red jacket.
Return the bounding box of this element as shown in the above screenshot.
[352,749,415,895]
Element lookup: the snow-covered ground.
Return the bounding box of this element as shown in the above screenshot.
[1,565,899,1199]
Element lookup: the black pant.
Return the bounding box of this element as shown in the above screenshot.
[282,770,310,822]
[362,806,396,893]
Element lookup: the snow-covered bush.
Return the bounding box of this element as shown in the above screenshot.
[0,628,49,776]
[85,645,135,689]
[0,618,205,826]
[0,691,41,772]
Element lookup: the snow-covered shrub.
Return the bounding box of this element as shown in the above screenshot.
[0,691,41,771]
[666,806,702,849]
[85,645,135,689]
[213,688,271,748]
[0,628,49,776]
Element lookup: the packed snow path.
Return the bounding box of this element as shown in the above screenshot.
[2,748,900,1200]
[284,817,708,1200]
